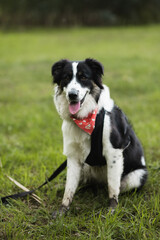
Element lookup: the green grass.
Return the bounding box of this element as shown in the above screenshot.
[0,25,160,239]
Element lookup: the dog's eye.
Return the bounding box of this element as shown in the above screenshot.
[78,71,87,81]
[63,75,71,81]
[81,76,87,80]
[80,74,87,81]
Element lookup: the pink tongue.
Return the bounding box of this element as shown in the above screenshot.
[69,102,80,115]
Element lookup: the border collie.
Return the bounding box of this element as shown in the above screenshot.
[51,58,147,217]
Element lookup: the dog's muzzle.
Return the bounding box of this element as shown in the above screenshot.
[68,89,88,115]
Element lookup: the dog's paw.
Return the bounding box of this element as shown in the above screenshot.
[108,198,118,214]
[52,205,69,219]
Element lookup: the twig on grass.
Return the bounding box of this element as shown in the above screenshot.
[6,175,42,204]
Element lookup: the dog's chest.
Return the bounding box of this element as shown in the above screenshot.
[62,120,91,163]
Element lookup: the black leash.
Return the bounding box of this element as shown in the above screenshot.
[1,160,67,204]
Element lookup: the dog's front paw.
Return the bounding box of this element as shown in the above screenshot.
[52,205,69,219]
[108,198,118,214]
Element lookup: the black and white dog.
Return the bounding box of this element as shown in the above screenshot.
[51,58,147,216]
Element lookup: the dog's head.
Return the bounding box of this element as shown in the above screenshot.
[51,58,104,115]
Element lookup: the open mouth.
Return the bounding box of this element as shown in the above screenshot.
[69,92,88,115]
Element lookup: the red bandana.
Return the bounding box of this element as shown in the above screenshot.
[71,109,98,135]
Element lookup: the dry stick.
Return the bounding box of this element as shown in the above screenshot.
[6,175,42,204]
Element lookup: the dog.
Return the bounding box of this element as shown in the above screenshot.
[51,58,148,217]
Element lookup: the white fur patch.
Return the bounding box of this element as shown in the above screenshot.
[98,85,114,113]
[120,169,147,192]
[141,156,146,166]
[72,62,78,76]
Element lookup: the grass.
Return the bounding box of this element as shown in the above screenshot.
[0,25,160,239]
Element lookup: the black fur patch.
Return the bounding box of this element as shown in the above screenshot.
[110,106,147,177]
[52,60,73,89]
[85,58,104,89]
[139,170,148,187]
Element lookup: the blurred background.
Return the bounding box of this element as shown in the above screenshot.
[0,0,160,27]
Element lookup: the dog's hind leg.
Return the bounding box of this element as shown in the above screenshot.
[120,168,148,193]
[52,159,81,218]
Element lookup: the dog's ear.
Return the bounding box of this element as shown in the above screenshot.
[85,58,104,89]
[51,59,68,85]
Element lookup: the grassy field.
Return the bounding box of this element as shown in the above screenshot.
[0,25,160,239]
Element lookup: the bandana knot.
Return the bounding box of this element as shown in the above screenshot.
[71,109,98,135]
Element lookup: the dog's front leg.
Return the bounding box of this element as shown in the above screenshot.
[62,159,81,207]
[106,148,124,212]
[52,159,81,218]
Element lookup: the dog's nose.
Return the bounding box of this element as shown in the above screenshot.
[68,89,79,101]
